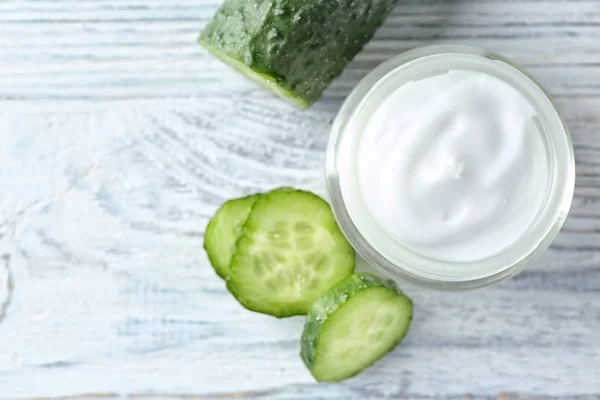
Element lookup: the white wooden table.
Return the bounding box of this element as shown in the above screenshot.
[1,0,599,398]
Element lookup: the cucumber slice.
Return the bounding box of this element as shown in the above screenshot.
[301,273,412,382]
[199,0,398,108]
[204,194,261,280]
[229,189,355,317]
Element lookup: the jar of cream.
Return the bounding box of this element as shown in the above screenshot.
[326,45,575,290]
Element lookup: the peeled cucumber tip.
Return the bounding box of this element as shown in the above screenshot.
[198,37,311,110]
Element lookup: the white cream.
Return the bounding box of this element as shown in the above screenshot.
[356,70,549,262]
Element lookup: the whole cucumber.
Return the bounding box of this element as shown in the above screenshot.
[199,0,398,108]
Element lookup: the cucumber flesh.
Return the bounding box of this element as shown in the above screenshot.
[229,189,355,318]
[301,273,412,382]
[199,0,399,108]
[204,194,261,280]
[199,39,310,109]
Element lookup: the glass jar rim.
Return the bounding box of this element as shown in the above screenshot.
[326,44,575,291]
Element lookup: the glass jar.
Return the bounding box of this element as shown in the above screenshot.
[326,45,575,290]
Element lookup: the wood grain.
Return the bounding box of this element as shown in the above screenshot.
[1,0,599,399]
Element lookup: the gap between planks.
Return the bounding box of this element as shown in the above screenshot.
[18,392,600,400]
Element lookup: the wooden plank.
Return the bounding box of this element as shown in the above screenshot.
[1,0,599,398]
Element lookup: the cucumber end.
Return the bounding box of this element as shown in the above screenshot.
[198,38,311,110]
[203,217,229,280]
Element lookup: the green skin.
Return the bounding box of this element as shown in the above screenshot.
[301,273,413,381]
[199,0,399,108]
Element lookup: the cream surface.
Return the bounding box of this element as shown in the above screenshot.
[358,70,549,262]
